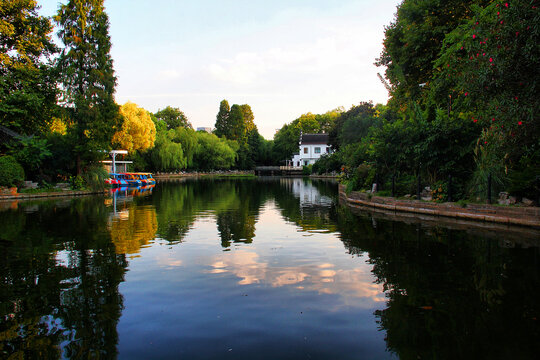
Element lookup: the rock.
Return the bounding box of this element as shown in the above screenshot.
[420,186,432,201]
[404,194,411,198]
[508,196,517,205]
[371,183,378,193]
[498,192,510,205]
[23,181,38,189]
[521,197,534,206]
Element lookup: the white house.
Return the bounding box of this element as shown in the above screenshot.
[288,133,332,167]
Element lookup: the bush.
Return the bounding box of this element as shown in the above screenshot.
[313,153,342,174]
[394,174,417,196]
[302,164,312,175]
[0,156,25,187]
[81,165,109,191]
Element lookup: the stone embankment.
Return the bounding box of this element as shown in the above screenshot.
[339,185,540,228]
[0,189,107,202]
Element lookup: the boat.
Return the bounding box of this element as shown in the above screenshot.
[120,173,142,187]
[105,173,129,187]
[137,172,156,185]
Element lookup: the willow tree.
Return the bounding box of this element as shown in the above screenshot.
[55,0,120,173]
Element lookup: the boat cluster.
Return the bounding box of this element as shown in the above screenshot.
[105,172,156,187]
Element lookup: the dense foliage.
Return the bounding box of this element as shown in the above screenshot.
[0,155,24,187]
[113,102,156,153]
[0,0,537,202]
[0,0,58,135]
[55,0,121,173]
[314,0,538,202]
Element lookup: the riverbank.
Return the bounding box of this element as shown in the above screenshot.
[0,189,107,202]
[153,170,255,180]
[339,184,540,228]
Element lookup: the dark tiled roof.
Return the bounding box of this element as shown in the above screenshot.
[0,125,22,144]
[300,133,329,144]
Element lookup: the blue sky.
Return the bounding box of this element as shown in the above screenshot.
[38,0,401,139]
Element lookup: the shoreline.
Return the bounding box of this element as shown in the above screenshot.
[0,189,107,202]
[339,184,540,229]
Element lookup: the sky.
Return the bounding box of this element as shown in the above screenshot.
[38,0,401,139]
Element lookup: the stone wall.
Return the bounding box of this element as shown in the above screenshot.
[340,185,540,228]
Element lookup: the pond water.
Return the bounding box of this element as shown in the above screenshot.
[0,178,538,359]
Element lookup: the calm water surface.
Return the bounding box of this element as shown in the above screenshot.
[0,178,538,359]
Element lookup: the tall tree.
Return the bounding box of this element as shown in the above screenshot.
[376,0,488,111]
[0,0,57,135]
[214,99,230,137]
[55,0,121,173]
[154,106,191,129]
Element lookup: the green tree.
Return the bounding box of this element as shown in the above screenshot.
[431,0,540,197]
[149,129,186,171]
[329,102,381,150]
[0,0,58,135]
[8,136,52,179]
[193,132,236,170]
[154,106,191,130]
[376,0,488,111]
[214,99,230,137]
[55,0,121,173]
[172,127,198,168]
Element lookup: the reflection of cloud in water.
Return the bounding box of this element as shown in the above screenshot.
[210,250,268,285]
[156,253,183,269]
[207,250,385,305]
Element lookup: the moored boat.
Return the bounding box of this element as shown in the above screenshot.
[105,173,129,187]
[137,172,156,185]
[121,173,142,187]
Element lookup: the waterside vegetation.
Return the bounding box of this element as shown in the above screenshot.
[0,0,538,204]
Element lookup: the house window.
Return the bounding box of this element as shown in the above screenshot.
[326,147,330,153]
[303,147,308,154]
[314,147,321,154]
[304,160,309,166]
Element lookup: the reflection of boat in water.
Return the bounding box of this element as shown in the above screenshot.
[107,184,155,223]
[110,184,155,197]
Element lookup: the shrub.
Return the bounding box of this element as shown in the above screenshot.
[82,165,109,191]
[0,156,25,187]
[348,163,374,191]
[302,164,312,175]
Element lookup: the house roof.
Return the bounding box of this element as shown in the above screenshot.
[300,133,329,145]
[0,125,24,145]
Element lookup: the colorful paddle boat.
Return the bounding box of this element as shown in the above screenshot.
[105,173,129,187]
[137,172,156,185]
[121,173,142,187]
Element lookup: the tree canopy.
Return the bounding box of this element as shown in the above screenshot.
[154,106,191,130]
[0,0,58,135]
[113,102,156,153]
[55,0,121,172]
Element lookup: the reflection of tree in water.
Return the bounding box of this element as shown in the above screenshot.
[335,206,540,359]
[273,178,339,233]
[153,179,273,247]
[150,178,340,247]
[0,197,127,358]
[109,205,158,255]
